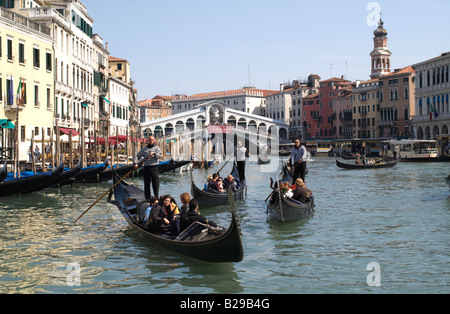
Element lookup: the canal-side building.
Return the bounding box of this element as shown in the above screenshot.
[92,34,109,138]
[172,87,277,117]
[378,65,416,139]
[333,84,354,139]
[318,77,352,139]
[0,5,54,161]
[139,96,173,124]
[351,79,381,139]
[412,52,450,140]
[15,0,97,137]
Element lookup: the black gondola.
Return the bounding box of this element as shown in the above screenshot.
[267,190,315,222]
[191,162,246,208]
[0,163,63,197]
[0,162,7,183]
[159,159,192,173]
[336,158,399,170]
[59,160,109,186]
[257,155,271,165]
[20,161,67,193]
[266,163,315,222]
[107,171,244,263]
[85,164,135,183]
[27,161,83,191]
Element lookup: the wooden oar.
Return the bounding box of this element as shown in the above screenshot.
[217,154,234,176]
[74,156,149,224]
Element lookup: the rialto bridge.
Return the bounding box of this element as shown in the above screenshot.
[140,100,289,140]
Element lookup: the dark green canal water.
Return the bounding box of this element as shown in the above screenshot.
[0,157,449,294]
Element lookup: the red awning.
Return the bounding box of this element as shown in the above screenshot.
[60,128,79,136]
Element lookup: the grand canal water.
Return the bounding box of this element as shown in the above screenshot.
[0,156,449,294]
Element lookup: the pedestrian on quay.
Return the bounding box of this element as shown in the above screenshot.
[136,136,162,200]
[290,138,308,184]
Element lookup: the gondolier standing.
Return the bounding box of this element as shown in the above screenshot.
[235,141,247,183]
[136,136,162,200]
[290,138,308,184]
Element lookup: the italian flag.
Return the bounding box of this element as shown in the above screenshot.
[17,78,24,106]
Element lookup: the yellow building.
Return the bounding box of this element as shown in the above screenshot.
[0,7,54,161]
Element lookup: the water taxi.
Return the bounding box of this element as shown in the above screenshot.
[384,140,439,162]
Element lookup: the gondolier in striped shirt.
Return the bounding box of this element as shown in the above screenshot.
[290,138,308,184]
[136,136,162,200]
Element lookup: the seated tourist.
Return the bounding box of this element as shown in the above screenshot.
[204,175,213,191]
[207,173,220,193]
[292,178,312,203]
[180,199,218,231]
[141,197,159,225]
[179,192,191,217]
[223,174,238,192]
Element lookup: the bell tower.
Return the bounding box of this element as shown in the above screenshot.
[370,18,392,79]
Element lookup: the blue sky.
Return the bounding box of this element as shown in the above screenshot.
[83,0,450,100]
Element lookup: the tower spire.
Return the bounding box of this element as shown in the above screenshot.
[370,16,391,79]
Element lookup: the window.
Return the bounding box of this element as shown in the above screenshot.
[47,87,51,109]
[33,47,40,68]
[34,85,39,107]
[7,38,13,61]
[19,42,25,64]
[46,52,52,72]
[21,126,26,142]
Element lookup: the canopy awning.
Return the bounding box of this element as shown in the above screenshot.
[0,119,15,129]
[60,128,79,136]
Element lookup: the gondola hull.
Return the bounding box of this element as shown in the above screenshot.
[0,162,7,183]
[267,192,315,222]
[59,161,108,186]
[85,164,135,183]
[0,166,62,197]
[107,172,244,263]
[20,162,67,193]
[336,159,399,169]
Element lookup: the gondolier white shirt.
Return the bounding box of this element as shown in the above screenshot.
[236,147,247,162]
[291,145,307,165]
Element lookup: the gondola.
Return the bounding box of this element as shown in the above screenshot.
[20,161,68,193]
[191,161,246,208]
[266,163,315,222]
[159,159,192,173]
[107,171,244,263]
[0,162,7,183]
[267,190,315,222]
[85,163,135,183]
[257,154,271,165]
[58,159,109,186]
[29,161,83,191]
[0,163,64,197]
[336,158,399,170]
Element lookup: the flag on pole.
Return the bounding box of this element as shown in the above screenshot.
[17,78,23,106]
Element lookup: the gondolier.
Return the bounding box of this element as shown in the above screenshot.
[235,141,247,183]
[290,138,308,184]
[136,136,162,200]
